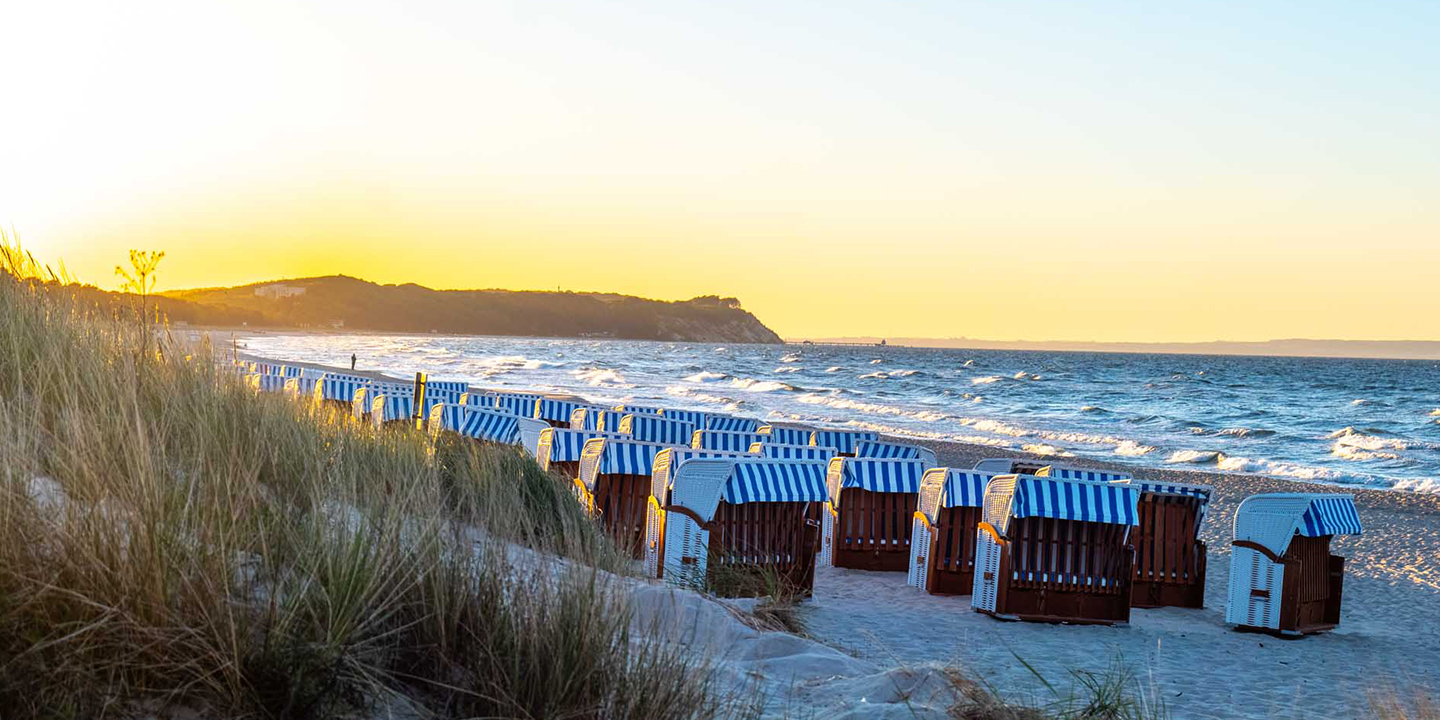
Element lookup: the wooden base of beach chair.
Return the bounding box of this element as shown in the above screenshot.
[705,501,821,598]
[832,488,916,573]
[980,518,1134,626]
[542,418,568,428]
[593,472,651,558]
[922,506,982,595]
[1130,494,1208,609]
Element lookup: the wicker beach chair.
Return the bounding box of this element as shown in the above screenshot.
[644,448,753,579]
[1108,479,1213,609]
[426,403,467,437]
[750,443,839,462]
[536,397,601,429]
[615,414,697,445]
[974,458,1130,482]
[314,373,370,410]
[455,407,525,445]
[368,393,415,428]
[907,468,997,595]
[854,439,938,466]
[569,406,610,431]
[578,437,674,556]
[820,457,933,571]
[1226,493,1362,636]
[811,429,880,456]
[659,458,829,596]
[535,427,623,477]
[972,475,1141,625]
[706,415,763,433]
[486,391,544,417]
[691,430,765,452]
[756,425,814,446]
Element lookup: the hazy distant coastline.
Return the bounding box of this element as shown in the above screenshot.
[793,336,1440,360]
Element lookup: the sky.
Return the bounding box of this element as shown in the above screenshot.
[3,0,1438,341]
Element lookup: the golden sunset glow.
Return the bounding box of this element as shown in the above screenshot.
[6,1,1439,341]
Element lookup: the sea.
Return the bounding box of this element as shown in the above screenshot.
[239,334,1440,494]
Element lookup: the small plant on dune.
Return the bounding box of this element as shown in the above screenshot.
[114,248,165,357]
[1369,689,1440,720]
[946,653,1167,720]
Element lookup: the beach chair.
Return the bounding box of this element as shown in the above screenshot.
[854,439,938,466]
[535,427,622,478]
[487,391,543,417]
[974,458,1130,482]
[691,430,765,452]
[536,397,599,429]
[427,403,467,437]
[314,373,370,410]
[616,414,697,445]
[750,443,839,462]
[615,403,665,416]
[569,406,608,431]
[368,393,415,428]
[820,457,932,571]
[659,458,829,597]
[706,415,763,433]
[644,447,753,579]
[455,407,544,447]
[907,468,997,595]
[426,380,468,395]
[459,391,495,408]
[811,429,880,456]
[756,425,813,446]
[1226,493,1361,636]
[972,475,1140,625]
[659,408,708,427]
[1108,479,1213,609]
[578,437,674,556]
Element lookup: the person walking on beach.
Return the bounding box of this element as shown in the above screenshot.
[351,353,357,370]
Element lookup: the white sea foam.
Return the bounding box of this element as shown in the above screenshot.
[1328,427,1409,451]
[1166,449,1222,464]
[869,359,883,364]
[858,372,888,380]
[780,353,802,363]
[773,366,802,373]
[890,369,920,377]
[684,371,726,382]
[972,376,1003,385]
[962,360,975,367]
[1022,444,1073,457]
[731,379,793,393]
[572,368,632,387]
[796,393,947,422]
[1331,443,1402,461]
[1394,477,1440,493]
[1218,456,1348,482]
[1429,408,1440,417]
[825,366,844,373]
[1114,441,1155,456]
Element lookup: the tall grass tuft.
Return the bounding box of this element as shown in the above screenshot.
[0,237,735,719]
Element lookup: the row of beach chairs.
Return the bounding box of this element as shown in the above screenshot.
[235,360,1363,637]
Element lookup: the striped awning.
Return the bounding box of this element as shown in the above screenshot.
[255,375,290,393]
[1298,495,1363,537]
[755,443,837,462]
[811,430,879,454]
[464,393,495,408]
[373,394,414,422]
[831,458,928,500]
[618,404,665,416]
[427,380,468,394]
[544,429,618,462]
[570,406,606,431]
[599,440,671,476]
[1010,477,1140,527]
[537,398,587,423]
[693,430,764,452]
[939,470,997,509]
[459,409,522,445]
[491,393,542,417]
[1044,466,1132,483]
[626,415,697,445]
[854,440,927,460]
[1124,481,1212,504]
[660,409,707,427]
[433,404,467,433]
[760,426,812,446]
[293,377,319,396]
[722,461,830,505]
[707,415,762,433]
[318,375,368,402]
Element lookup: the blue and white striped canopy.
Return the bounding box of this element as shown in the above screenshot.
[626,415,697,445]
[660,409,707,427]
[938,470,997,509]
[1125,481,1212,504]
[257,363,302,377]
[458,409,522,445]
[293,376,319,396]
[491,393,542,417]
[544,429,619,462]
[693,430,764,452]
[373,394,414,422]
[1044,466,1132,483]
[760,426,812,446]
[755,443,838,462]
[424,387,465,405]
[537,398,590,423]
[426,380,468,394]
[811,430,879,454]
[370,382,415,397]
[1009,477,1140,527]
[464,392,495,408]
[618,404,665,416]
[255,375,290,393]
[1298,495,1362,537]
[722,461,830,505]
[570,407,606,431]
[854,440,927,460]
[832,458,928,498]
[318,375,369,402]
[598,440,671,475]
[433,403,467,433]
[706,415,762,433]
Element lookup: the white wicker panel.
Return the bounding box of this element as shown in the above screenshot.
[663,514,709,590]
[1233,494,1316,558]
[370,396,386,428]
[351,387,368,421]
[972,530,1001,612]
[644,498,663,579]
[907,519,930,589]
[1226,546,1283,630]
[536,429,556,471]
[651,450,676,504]
[982,475,1018,536]
[820,505,835,568]
[917,469,947,524]
[825,457,847,507]
[517,418,549,457]
[578,438,607,493]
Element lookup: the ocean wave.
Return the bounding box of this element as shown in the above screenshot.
[1331,443,1402,462]
[480,355,562,370]
[731,378,796,393]
[1430,409,1440,417]
[1217,456,1348,482]
[1328,426,1409,451]
[780,353,802,363]
[972,376,1003,385]
[962,360,975,367]
[868,358,883,364]
[684,371,726,382]
[572,368,634,387]
[1013,371,1041,380]
[1166,449,1223,464]
[1114,441,1156,456]
[890,369,921,377]
[825,366,844,373]
[663,386,742,412]
[1394,478,1440,494]
[796,393,948,422]
[958,417,1031,438]
[773,366,802,373]
[858,372,889,380]
[1022,444,1073,457]
[1080,405,1109,414]
[1216,427,1276,438]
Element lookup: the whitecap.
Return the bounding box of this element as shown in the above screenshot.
[1327,426,1409,451]
[869,359,883,364]
[825,366,844,373]
[1429,409,1440,417]
[684,371,726,383]
[958,418,1030,437]
[572,368,632,387]
[890,369,920,377]
[972,376,1003,385]
[1331,443,1402,462]
[1022,443,1073,457]
[773,366,802,373]
[858,372,888,380]
[731,378,795,393]
[1394,478,1440,493]
[1165,449,1222,464]
[1114,441,1156,457]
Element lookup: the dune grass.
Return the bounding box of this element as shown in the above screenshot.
[0,242,737,718]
